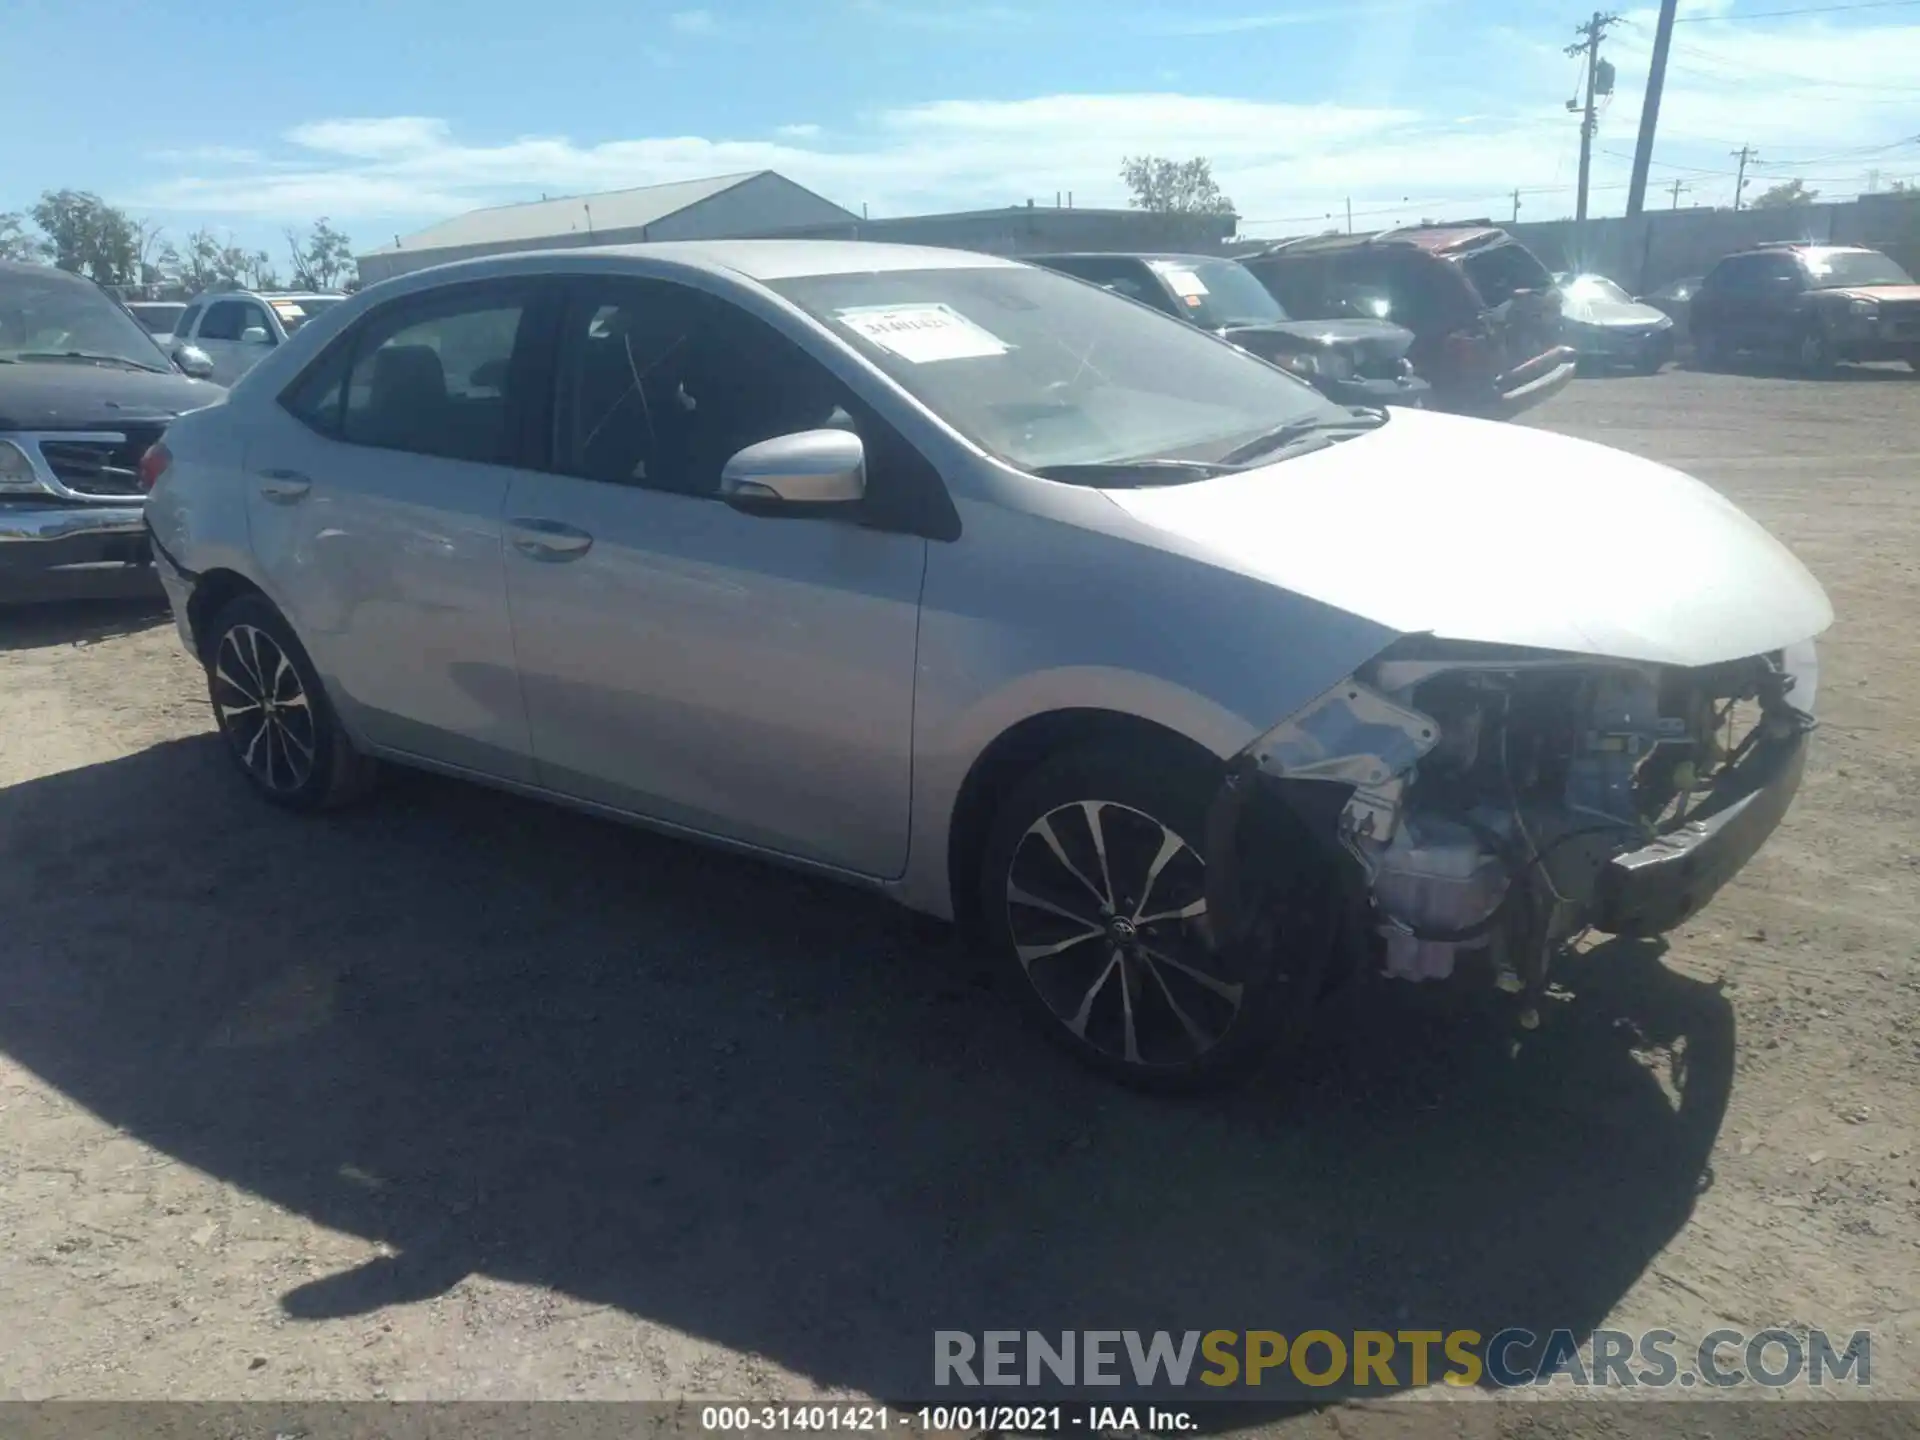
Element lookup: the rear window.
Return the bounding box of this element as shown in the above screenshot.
[1458,242,1554,307]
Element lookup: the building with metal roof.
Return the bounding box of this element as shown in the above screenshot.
[355,171,861,283]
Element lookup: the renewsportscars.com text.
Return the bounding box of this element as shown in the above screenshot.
[933,1328,1872,1391]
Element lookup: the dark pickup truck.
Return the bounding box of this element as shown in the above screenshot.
[1241,223,1576,417]
[1028,252,1430,409]
[1,261,223,602]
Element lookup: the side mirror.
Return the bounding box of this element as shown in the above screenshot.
[240,326,274,345]
[719,429,866,511]
[173,345,215,380]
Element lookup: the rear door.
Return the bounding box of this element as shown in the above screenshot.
[244,278,545,779]
[1751,253,1810,357]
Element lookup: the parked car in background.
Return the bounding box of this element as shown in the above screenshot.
[1243,223,1576,417]
[1,261,223,602]
[1028,252,1429,408]
[1556,273,1676,374]
[1691,244,1920,373]
[1639,275,1702,347]
[126,301,187,343]
[168,289,349,385]
[148,239,1829,1090]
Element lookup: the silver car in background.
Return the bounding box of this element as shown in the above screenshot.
[144,241,1831,1089]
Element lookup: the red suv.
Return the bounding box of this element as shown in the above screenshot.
[1241,223,1577,417]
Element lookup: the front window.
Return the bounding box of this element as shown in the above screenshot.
[1459,242,1554,306]
[1151,258,1291,329]
[269,295,345,333]
[0,268,170,371]
[1801,250,1914,290]
[768,264,1344,477]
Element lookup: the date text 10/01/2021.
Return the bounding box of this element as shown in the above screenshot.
[700,1406,1196,1433]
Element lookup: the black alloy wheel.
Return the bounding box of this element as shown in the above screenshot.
[980,743,1330,1090]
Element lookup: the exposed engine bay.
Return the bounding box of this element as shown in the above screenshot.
[1205,641,1820,1029]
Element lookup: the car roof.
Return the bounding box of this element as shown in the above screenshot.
[1030,252,1225,266]
[1736,243,1885,262]
[191,289,344,301]
[1255,223,1512,260]
[389,239,1024,289]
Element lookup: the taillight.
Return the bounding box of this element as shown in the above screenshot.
[138,442,171,493]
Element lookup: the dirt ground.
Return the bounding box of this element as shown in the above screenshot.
[2,366,1917,1430]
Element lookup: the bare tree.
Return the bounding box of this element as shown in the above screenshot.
[1119,156,1236,215]
[0,211,45,262]
[283,226,318,287]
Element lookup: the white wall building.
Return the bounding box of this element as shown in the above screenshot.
[355,171,860,284]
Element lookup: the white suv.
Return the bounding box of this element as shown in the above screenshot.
[167,290,348,385]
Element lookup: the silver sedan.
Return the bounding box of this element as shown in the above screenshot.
[143,240,1831,1089]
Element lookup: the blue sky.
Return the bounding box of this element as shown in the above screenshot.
[3,0,1918,260]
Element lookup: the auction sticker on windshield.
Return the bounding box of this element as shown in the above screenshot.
[1149,262,1209,298]
[834,303,1010,364]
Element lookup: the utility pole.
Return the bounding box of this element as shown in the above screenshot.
[1566,12,1621,225]
[1668,177,1689,209]
[1731,145,1758,210]
[1625,0,1678,216]
[1345,196,1353,234]
[1512,187,1522,223]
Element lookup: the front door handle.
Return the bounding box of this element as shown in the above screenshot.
[508,517,594,562]
[257,469,312,503]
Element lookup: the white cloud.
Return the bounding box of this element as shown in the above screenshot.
[123,14,1920,245]
[669,9,717,34]
[286,117,451,159]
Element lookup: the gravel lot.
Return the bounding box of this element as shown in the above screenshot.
[2,367,1917,1430]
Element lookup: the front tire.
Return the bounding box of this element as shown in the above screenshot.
[979,742,1328,1092]
[203,593,376,811]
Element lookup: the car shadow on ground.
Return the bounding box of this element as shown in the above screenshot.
[0,595,172,653]
[0,737,1737,1407]
[1682,358,1916,381]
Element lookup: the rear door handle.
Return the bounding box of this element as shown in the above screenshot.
[257,469,312,503]
[507,517,594,562]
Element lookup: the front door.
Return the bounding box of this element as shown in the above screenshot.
[244,279,544,780]
[194,297,277,384]
[500,277,928,878]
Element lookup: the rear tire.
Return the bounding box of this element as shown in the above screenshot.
[202,593,377,812]
[1693,328,1725,370]
[979,741,1330,1092]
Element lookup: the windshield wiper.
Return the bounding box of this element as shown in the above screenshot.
[1219,409,1387,467]
[14,351,167,373]
[1030,457,1246,486]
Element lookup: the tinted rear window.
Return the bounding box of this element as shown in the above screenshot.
[1459,242,1554,306]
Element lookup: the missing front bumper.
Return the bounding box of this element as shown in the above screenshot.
[1591,725,1810,938]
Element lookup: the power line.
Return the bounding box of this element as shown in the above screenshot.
[1673,0,1920,20]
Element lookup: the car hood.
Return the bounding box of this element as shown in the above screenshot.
[1563,295,1672,328]
[0,361,224,430]
[1221,319,1413,358]
[1826,284,1920,304]
[1100,407,1831,669]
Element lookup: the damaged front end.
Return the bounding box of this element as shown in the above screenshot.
[1205,639,1818,1031]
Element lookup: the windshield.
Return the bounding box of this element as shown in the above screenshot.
[268,295,345,332]
[0,268,169,369]
[1563,275,1632,305]
[768,263,1345,476]
[1803,250,1914,290]
[128,302,186,335]
[1153,258,1290,329]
